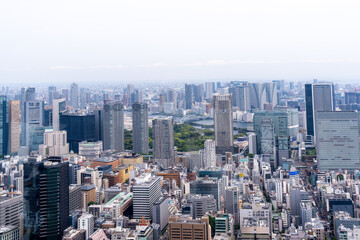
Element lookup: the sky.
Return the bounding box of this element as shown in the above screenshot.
[1,0,360,85]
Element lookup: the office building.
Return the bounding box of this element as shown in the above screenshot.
[8,100,20,153]
[253,110,298,156]
[133,175,161,220]
[52,98,66,131]
[213,95,233,154]
[168,215,211,240]
[229,84,250,111]
[0,226,20,240]
[185,84,193,110]
[47,86,57,105]
[78,213,94,239]
[248,82,278,110]
[69,184,82,213]
[186,195,217,219]
[23,157,69,239]
[225,187,240,225]
[22,100,44,153]
[205,82,214,100]
[0,96,8,156]
[300,200,316,227]
[70,83,79,109]
[316,111,360,171]
[60,112,97,153]
[203,139,216,168]
[152,196,170,231]
[190,179,219,207]
[39,130,69,157]
[62,227,86,240]
[152,117,175,168]
[305,83,335,136]
[102,102,124,151]
[81,184,97,210]
[132,103,149,154]
[78,141,103,160]
[0,191,23,227]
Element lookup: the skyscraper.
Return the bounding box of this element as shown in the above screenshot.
[305,83,335,136]
[70,83,79,109]
[60,112,97,153]
[20,87,35,147]
[0,96,8,156]
[48,85,57,105]
[185,84,193,110]
[132,103,149,154]
[213,95,233,154]
[152,117,175,168]
[24,157,69,239]
[248,82,278,110]
[102,102,124,151]
[52,98,66,131]
[229,84,250,111]
[22,100,44,153]
[316,111,360,171]
[205,82,214,100]
[8,100,20,153]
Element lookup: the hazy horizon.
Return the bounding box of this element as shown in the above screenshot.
[1,0,360,84]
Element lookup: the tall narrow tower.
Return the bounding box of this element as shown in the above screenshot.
[213,95,233,154]
[132,103,149,154]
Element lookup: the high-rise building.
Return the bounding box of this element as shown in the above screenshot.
[253,110,298,154]
[48,86,57,105]
[69,184,82,213]
[60,112,97,153]
[152,196,170,231]
[186,195,217,219]
[205,82,214,100]
[166,89,177,107]
[152,117,175,168]
[193,84,204,102]
[70,83,79,109]
[305,83,335,136]
[39,130,69,158]
[185,84,193,110]
[78,213,94,239]
[0,191,23,227]
[0,96,8,156]
[213,95,233,154]
[22,100,44,153]
[52,98,66,131]
[24,157,69,240]
[8,100,20,153]
[248,82,278,110]
[20,88,35,146]
[229,84,250,111]
[190,179,219,207]
[203,139,216,168]
[102,102,124,151]
[132,103,149,154]
[133,175,161,220]
[316,111,360,171]
[247,132,256,154]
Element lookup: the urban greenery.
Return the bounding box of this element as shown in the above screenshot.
[124,123,247,152]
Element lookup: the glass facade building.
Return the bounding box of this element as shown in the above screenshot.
[60,113,97,153]
[0,96,8,156]
[24,157,69,240]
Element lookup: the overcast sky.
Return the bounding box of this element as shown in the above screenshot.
[1,0,360,85]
